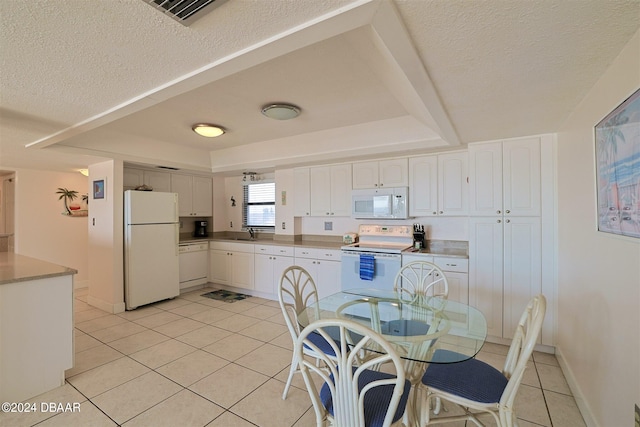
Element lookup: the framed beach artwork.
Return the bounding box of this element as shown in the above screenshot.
[595,88,640,238]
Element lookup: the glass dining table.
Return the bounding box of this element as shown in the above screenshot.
[298,288,488,424]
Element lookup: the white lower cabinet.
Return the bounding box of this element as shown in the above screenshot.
[209,249,230,285]
[469,216,542,341]
[401,254,469,305]
[208,242,254,290]
[254,245,295,295]
[294,247,341,299]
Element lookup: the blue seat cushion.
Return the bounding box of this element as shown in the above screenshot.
[305,329,338,356]
[421,349,507,404]
[320,367,411,426]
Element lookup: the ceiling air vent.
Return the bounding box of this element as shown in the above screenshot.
[142,0,230,26]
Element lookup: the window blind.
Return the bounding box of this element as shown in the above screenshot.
[243,182,275,230]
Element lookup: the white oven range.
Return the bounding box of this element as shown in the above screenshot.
[341,224,413,291]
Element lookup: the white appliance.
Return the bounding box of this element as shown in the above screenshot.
[124,190,180,310]
[341,224,413,290]
[351,187,409,219]
[178,242,209,290]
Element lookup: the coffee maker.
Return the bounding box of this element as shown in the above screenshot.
[193,220,208,238]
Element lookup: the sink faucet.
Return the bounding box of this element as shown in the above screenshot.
[248,228,255,240]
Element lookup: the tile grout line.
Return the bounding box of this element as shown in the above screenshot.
[67,289,299,426]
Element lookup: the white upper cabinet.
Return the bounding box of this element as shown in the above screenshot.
[409,152,468,216]
[144,170,172,192]
[309,164,352,217]
[503,138,541,216]
[171,174,212,217]
[408,156,438,216]
[124,168,171,192]
[438,152,468,216]
[124,168,144,189]
[469,138,541,217]
[293,168,311,217]
[352,159,408,189]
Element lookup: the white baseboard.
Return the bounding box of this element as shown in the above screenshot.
[555,346,598,427]
[74,279,89,290]
[87,295,126,314]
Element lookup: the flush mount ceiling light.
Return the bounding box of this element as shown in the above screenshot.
[78,169,89,176]
[261,104,301,120]
[192,124,225,138]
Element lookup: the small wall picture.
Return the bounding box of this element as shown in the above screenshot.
[93,178,105,200]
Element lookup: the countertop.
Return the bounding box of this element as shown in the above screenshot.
[0,253,77,285]
[180,235,344,251]
[179,235,468,258]
[402,247,469,258]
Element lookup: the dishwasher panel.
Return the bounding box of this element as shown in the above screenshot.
[179,242,209,290]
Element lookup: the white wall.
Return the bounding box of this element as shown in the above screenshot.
[87,160,125,313]
[556,30,639,427]
[10,168,89,287]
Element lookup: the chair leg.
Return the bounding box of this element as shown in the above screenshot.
[434,396,442,415]
[282,355,298,400]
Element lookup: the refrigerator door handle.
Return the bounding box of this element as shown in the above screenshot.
[175,224,179,256]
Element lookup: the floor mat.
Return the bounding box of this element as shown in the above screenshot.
[201,289,252,303]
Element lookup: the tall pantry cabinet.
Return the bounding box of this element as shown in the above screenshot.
[468,136,555,345]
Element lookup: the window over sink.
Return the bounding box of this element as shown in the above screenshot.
[243,181,275,231]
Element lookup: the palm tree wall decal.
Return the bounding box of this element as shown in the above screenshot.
[56,188,79,215]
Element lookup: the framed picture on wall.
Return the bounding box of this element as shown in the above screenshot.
[595,87,640,238]
[93,178,106,200]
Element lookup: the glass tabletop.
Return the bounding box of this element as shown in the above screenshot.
[299,288,488,364]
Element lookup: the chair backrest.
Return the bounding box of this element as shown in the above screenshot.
[393,261,449,301]
[295,318,407,427]
[500,294,546,409]
[278,265,319,341]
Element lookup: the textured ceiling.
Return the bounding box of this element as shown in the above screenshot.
[0,0,638,174]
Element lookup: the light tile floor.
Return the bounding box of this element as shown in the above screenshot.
[1,286,586,427]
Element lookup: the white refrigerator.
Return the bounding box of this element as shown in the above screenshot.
[124,190,180,310]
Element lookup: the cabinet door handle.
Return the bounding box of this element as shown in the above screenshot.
[497,220,501,224]
[432,211,437,215]
[506,219,511,223]
[506,210,511,214]
[496,210,501,214]
[439,211,443,214]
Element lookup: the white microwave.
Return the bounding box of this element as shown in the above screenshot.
[351,187,410,219]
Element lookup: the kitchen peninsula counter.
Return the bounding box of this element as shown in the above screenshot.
[0,252,76,402]
[0,252,77,285]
